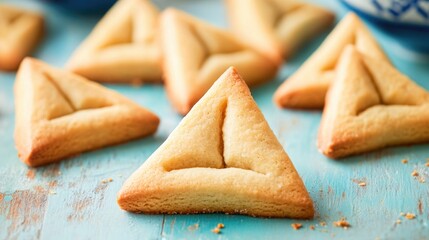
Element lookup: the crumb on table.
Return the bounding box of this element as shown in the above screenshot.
[333,218,351,229]
[309,225,315,230]
[411,170,419,177]
[211,223,224,234]
[291,223,302,230]
[358,182,366,187]
[396,219,401,224]
[187,223,199,231]
[319,221,327,227]
[405,213,416,220]
[401,159,408,164]
[101,178,113,184]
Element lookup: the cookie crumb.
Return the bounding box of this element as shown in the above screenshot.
[333,218,350,229]
[425,160,429,167]
[49,190,56,195]
[309,225,315,230]
[217,223,224,229]
[211,228,221,234]
[405,213,415,220]
[187,223,199,231]
[291,223,302,230]
[319,221,327,227]
[396,219,401,224]
[400,212,405,216]
[401,159,408,164]
[101,178,113,184]
[411,170,419,177]
[358,182,366,187]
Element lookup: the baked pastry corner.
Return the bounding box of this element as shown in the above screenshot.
[161,8,279,115]
[0,5,44,71]
[318,46,429,158]
[274,13,390,109]
[225,0,334,63]
[66,0,162,83]
[118,67,314,218]
[14,57,160,167]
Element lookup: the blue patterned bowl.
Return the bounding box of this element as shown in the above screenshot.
[340,0,429,53]
[41,0,116,13]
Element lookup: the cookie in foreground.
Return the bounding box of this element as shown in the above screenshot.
[117,67,314,218]
[0,5,44,71]
[318,46,429,158]
[14,58,160,167]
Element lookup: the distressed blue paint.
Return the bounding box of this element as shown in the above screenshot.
[0,0,428,240]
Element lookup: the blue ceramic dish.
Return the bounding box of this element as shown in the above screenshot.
[41,0,116,13]
[340,0,429,53]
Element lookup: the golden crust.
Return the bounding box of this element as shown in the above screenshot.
[117,67,314,218]
[160,8,279,115]
[0,5,44,71]
[225,0,334,63]
[318,46,429,158]
[14,57,160,167]
[274,13,390,109]
[66,0,162,83]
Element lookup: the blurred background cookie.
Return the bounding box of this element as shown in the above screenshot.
[0,5,44,71]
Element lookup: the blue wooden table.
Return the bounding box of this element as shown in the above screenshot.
[1,0,428,239]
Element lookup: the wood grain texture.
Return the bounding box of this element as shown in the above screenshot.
[0,0,428,239]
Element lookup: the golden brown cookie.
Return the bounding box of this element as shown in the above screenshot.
[0,5,44,71]
[14,58,160,167]
[318,46,429,158]
[161,8,279,115]
[117,67,314,218]
[226,0,335,63]
[274,13,390,109]
[66,0,161,83]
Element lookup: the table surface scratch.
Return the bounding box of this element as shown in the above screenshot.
[0,0,428,240]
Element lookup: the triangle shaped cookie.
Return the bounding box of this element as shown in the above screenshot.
[66,0,161,83]
[161,8,279,115]
[274,13,391,109]
[117,67,314,218]
[226,0,335,63]
[0,5,44,71]
[318,46,429,158]
[14,58,160,167]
